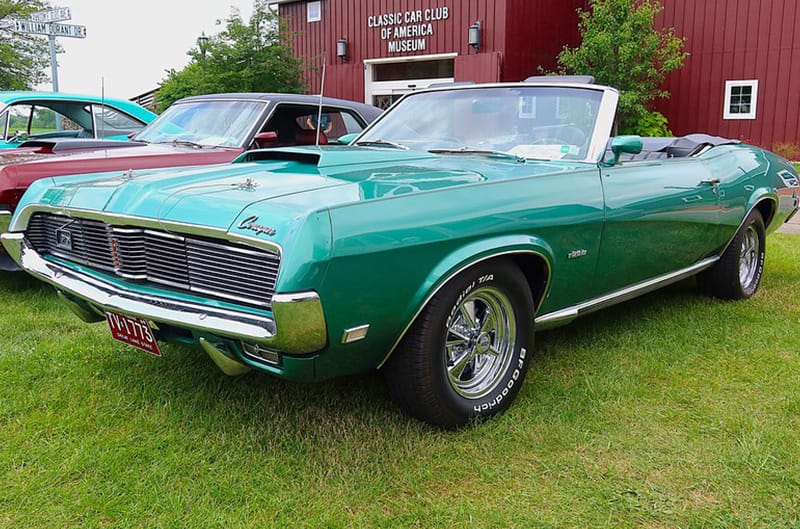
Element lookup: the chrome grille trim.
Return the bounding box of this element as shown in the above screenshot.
[25,213,280,309]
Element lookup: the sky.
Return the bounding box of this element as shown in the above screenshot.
[34,0,255,99]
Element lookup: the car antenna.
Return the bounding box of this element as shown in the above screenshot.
[314,60,326,149]
[100,77,106,140]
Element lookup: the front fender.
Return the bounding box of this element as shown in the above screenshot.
[377,234,554,367]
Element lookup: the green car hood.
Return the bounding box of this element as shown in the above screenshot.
[27,146,584,236]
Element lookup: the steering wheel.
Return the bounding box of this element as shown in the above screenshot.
[7,130,29,143]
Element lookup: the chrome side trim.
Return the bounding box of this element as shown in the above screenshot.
[10,204,282,256]
[377,249,552,369]
[534,256,719,330]
[2,233,327,354]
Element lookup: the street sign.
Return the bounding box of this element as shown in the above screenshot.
[13,20,86,38]
[49,22,86,38]
[13,6,87,92]
[30,7,71,23]
[14,20,50,35]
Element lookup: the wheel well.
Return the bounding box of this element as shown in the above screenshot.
[379,250,551,369]
[754,199,776,229]
[507,253,550,312]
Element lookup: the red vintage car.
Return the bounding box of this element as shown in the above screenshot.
[0,93,382,270]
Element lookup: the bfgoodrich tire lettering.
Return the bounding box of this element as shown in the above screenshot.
[698,209,766,300]
[384,259,535,428]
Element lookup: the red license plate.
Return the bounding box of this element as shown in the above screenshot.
[106,311,162,357]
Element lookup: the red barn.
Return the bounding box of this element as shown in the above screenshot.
[656,0,800,150]
[277,0,800,148]
[275,0,584,109]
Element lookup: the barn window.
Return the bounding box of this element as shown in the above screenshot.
[724,80,758,120]
[307,1,321,22]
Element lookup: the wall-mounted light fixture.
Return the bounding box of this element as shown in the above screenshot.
[468,21,481,51]
[336,38,349,61]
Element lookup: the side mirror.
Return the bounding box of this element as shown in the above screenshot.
[253,131,278,149]
[336,132,359,145]
[607,135,643,165]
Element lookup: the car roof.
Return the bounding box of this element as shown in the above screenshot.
[0,91,157,121]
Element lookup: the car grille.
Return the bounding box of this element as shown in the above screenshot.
[25,213,280,309]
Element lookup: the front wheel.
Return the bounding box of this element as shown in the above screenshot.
[384,259,535,428]
[698,209,766,300]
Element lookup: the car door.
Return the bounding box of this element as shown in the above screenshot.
[593,157,729,294]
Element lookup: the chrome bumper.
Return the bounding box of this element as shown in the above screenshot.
[0,232,327,354]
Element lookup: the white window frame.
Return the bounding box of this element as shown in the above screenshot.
[306,1,321,23]
[723,79,759,120]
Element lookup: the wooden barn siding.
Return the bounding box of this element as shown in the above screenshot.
[657,0,800,148]
[281,0,582,101]
[503,0,584,82]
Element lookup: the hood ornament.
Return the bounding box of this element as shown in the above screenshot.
[236,178,259,191]
[120,169,136,181]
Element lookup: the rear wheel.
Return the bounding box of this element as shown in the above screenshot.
[698,209,765,300]
[384,259,535,428]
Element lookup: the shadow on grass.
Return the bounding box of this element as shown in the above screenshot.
[0,270,50,293]
[82,276,714,442]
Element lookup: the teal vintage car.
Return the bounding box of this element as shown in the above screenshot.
[0,91,156,148]
[3,81,799,428]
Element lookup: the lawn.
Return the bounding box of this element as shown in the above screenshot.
[1,235,799,529]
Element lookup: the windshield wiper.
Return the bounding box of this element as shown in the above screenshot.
[428,147,526,163]
[354,139,410,150]
[157,139,208,149]
[428,147,525,163]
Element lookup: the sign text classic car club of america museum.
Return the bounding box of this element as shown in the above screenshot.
[275,0,800,149]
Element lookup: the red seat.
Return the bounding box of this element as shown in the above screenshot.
[295,129,328,145]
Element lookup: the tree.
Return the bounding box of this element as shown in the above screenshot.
[557,0,687,134]
[0,0,52,90]
[156,1,305,111]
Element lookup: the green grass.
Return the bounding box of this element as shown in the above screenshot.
[2,236,799,528]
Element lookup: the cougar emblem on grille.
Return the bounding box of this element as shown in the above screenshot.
[55,219,76,250]
[55,228,73,250]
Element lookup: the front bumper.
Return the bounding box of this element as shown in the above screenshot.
[0,209,20,271]
[0,232,328,355]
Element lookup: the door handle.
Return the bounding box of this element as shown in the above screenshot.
[700,178,721,186]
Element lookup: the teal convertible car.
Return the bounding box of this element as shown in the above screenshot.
[3,80,799,427]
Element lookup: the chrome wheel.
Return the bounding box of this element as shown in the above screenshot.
[739,224,760,288]
[697,209,765,301]
[444,286,516,399]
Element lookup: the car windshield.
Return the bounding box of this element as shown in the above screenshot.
[357,86,604,161]
[135,100,266,147]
